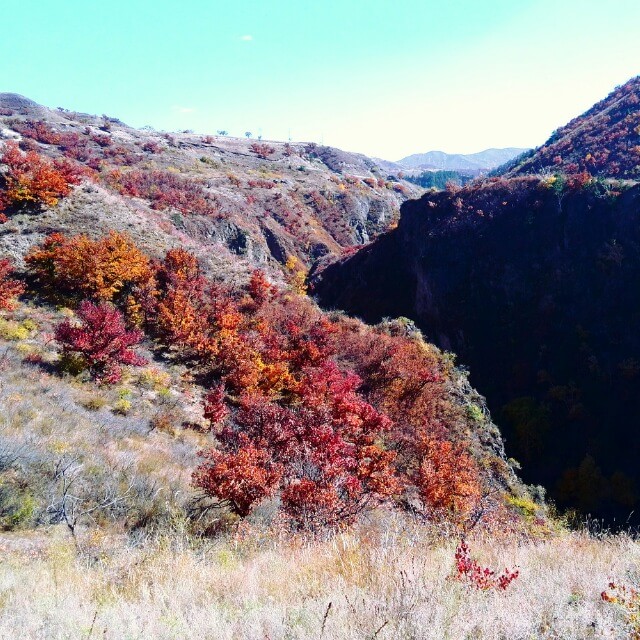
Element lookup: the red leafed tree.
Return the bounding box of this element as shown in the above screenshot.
[55,300,147,383]
[194,361,400,527]
[0,259,25,310]
[416,425,481,518]
[192,436,283,517]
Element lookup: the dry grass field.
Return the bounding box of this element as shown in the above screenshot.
[0,519,637,639]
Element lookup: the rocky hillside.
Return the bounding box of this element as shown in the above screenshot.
[0,93,537,540]
[500,76,640,178]
[314,78,640,522]
[0,93,420,272]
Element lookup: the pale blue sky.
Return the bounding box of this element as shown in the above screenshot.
[1,0,639,159]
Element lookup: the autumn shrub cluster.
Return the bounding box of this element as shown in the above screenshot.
[0,142,85,213]
[25,231,153,313]
[107,169,218,216]
[249,142,275,159]
[23,231,503,530]
[9,119,139,169]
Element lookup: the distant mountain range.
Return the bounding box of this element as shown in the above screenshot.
[394,147,529,174]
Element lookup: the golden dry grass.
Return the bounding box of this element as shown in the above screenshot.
[0,519,637,639]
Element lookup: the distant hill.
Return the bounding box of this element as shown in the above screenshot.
[500,76,640,178]
[397,148,528,174]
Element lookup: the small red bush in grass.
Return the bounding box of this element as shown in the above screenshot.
[55,300,147,383]
[454,540,519,591]
[0,259,25,310]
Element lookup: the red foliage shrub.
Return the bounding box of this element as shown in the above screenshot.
[103,145,141,166]
[90,134,112,147]
[203,384,229,427]
[454,540,519,591]
[55,300,147,383]
[141,140,163,154]
[108,169,217,216]
[247,179,275,189]
[58,132,93,163]
[0,142,82,211]
[193,437,283,516]
[0,259,25,310]
[247,270,274,307]
[249,142,276,159]
[11,120,61,144]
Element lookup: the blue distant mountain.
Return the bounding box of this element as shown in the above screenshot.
[396,147,529,174]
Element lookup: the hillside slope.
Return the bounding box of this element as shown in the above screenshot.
[0,95,534,542]
[499,76,640,178]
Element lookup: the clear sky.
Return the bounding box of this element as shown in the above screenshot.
[1,0,639,160]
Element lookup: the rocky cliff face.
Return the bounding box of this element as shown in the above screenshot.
[314,177,640,520]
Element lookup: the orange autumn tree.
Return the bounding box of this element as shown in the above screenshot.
[416,425,481,518]
[25,231,153,313]
[154,248,211,355]
[0,141,83,212]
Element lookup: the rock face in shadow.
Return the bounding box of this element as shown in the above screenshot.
[313,177,640,521]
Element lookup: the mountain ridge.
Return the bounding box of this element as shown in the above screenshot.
[396,147,529,174]
[498,76,640,178]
